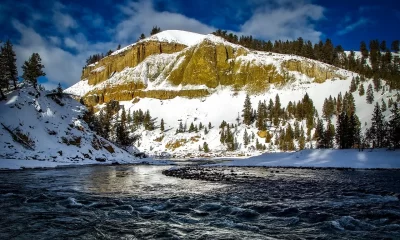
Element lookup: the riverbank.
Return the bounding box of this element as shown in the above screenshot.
[209,149,400,169]
[0,157,173,170]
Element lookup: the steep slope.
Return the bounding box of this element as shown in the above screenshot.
[0,85,146,165]
[66,30,400,158]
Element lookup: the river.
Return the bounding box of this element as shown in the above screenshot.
[0,163,400,239]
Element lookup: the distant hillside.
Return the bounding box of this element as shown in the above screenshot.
[66,30,400,158]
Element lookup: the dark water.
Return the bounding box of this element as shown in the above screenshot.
[1,164,400,240]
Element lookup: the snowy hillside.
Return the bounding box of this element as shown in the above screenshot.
[111,30,206,56]
[65,30,400,158]
[0,85,161,169]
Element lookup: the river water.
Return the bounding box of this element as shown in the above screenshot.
[0,163,400,239]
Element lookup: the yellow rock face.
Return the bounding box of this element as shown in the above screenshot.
[82,41,187,85]
[79,39,344,106]
[282,59,345,83]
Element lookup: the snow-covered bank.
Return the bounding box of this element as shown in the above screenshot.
[210,149,400,169]
[0,158,173,170]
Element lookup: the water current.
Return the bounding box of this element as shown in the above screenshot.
[1,163,400,239]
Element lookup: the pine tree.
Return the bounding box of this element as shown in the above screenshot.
[178,122,184,133]
[325,119,335,148]
[0,43,8,99]
[150,26,161,35]
[139,33,146,40]
[391,40,399,52]
[199,122,203,130]
[203,142,210,152]
[299,128,306,150]
[116,107,131,145]
[359,84,365,96]
[220,128,225,143]
[0,40,18,89]
[349,77,357,92]
[360,41,369,58]
[189,122,195,133]
[160,118,165,131]
[22,53,45,89]
[204,127,208,135]
[208,122,212,129]
[381,99,387,112]
[388,103,400,148]
[366,84,374,104]
[273,94,281,126]
[143,110,154,130]
[243,129,250,146]
[336,112,348,149]
[314,119,325,148]
[56,83,63,97]
[369,102,386,148]
[242,94,252,125]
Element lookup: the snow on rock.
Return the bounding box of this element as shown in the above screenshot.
[144,30,206,47]
[0,85,167,170]
[63,79,93,97]
[210,149,400,169]
[111,30,206,56]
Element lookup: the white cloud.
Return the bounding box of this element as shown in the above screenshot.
[52,2,77,33]
[12,20,116,87]
[115,0,215,42]
[239,1,324,42]
[337,18,369,35]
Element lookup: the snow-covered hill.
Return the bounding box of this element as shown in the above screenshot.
[66,30,400,158]
[0,85,161,168]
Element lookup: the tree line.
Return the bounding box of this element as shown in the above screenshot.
[213,29,400,90]
[232,91,400,152]
[0,40,46,99]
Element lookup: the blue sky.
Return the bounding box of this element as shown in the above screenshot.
[0,0,398,89]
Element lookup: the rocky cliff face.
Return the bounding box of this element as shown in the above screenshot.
[82,41,187,85]
[69,31,349,107]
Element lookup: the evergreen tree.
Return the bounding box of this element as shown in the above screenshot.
[256,100,266,130]
[199,122,203,130]
[388,103,400,148]
[203,142,210,153]
[56,83,63,97]
[366,84,374,104]
[359,83,365,96]
[204,127,208,135]
[325,119,335,148]
[220,128,226,143]
[391,40,399,52]
[178,122,184,133]
[116,107,131,145]
[150,26,161,35]
[314,119,325,148]
[381,99,387,112]
[0,44,8,99]
[139,33,146,40]
[369,102,386,148]
[160,118,165,131]
[242,94,253,125]
[0,40,18,89]
[336,112,348,149]
[22,53,45,89]
[349,77,357,92]
[299,128,306,150]
[143,110,154,130]
[243,129,250,146]
[273,94,281,126]
[189,122,195,132]
[208,122,212,129]
[360,41,369,58]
